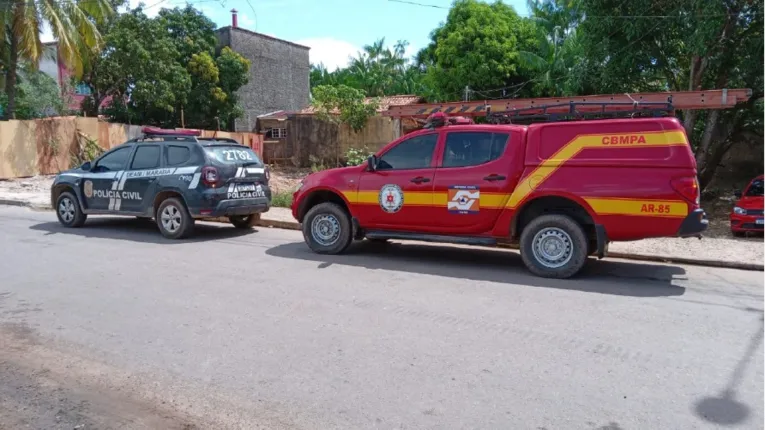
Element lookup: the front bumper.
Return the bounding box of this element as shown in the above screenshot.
[677,208,709,237]
[730,214,764,232]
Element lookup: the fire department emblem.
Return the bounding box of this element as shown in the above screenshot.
[83,180,93,199]
[379,184,404,213]
[447,185,480,214]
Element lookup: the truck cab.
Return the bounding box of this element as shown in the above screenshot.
[291,109,707,279]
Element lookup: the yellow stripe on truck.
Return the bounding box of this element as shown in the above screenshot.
[506,130,688,208]
[584,198,688,218]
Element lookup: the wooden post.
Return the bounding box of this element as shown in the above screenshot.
[181,106,185,128]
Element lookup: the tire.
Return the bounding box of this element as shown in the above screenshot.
[55,191,87,228]
[229,214,260,229]
[156,197,195,239]
[520,214,588,279]
[302,202,353,254]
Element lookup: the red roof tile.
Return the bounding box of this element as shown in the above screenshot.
[296,94,425,115]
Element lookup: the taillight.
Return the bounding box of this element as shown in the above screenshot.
[671,176,700,205]
[264,165,271,182]
[201,166,219,187]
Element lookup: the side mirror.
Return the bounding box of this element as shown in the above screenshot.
[734,190,742,198]
[366,154,378,172]
[80,161,92,171]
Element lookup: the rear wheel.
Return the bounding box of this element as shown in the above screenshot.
[229,214,260,229]
[302,202,353,254]
[156,198,195,239]
[520,214,588,279]
[56,191,87,228]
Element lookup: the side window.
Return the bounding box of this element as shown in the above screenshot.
[93,147,131,172]
[130,145,161,170]
[377,134,438,170]
[442,131,509,168]
[166,145,191,166]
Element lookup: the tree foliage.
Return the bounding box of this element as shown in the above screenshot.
[576,0,763,188]
[82,5,249,130]
[417,0,539,101]
[0,0,114,119]
[311,84,379,133]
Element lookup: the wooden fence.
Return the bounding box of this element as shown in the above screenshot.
[0,117,263,179]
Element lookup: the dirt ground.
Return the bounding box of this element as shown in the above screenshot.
[0,322,204,430]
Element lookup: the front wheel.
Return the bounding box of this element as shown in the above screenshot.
[302,202,353,254]
[519,214,588,279]
[230,214,260,229]
[56,191,87,228]
[156,198,195,239]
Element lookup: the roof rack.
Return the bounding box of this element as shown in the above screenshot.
[485,100,675,124]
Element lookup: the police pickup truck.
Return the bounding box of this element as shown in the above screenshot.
[51,127,272,239]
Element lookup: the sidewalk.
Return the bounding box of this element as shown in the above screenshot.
[0,180,762,270]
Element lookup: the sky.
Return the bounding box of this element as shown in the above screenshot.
[42,0,529,71]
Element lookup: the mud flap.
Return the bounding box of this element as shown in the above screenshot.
[595,224,609,259]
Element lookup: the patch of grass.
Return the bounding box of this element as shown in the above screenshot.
[271,190,293,208]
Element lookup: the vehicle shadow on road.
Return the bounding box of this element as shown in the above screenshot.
[266,241,687,297]
[28,217,256,244]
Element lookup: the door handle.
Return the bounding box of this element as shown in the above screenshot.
[410,177,431,184]
[483,174,506,181]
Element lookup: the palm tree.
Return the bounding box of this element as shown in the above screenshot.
[0,0,113,119]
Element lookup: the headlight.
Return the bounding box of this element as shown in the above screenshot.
[734,206,747,215]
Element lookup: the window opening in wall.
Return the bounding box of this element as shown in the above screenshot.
[267,128,287,139]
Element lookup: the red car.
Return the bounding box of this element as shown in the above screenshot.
[730,175,764,235]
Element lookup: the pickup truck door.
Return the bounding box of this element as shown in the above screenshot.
[431,130,518,234]
[356,132,440,229]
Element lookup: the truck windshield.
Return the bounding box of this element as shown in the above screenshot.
[745,179,763,196]
[204,146,263,165]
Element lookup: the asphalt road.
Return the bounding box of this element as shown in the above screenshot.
[0,205,762,430]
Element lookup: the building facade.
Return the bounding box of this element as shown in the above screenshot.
[215,10,311,132]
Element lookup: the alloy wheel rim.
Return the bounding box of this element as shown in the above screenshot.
[161,205,182,233]
[58,198,75,223]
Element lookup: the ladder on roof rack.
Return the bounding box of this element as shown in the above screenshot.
[486,100,675,124]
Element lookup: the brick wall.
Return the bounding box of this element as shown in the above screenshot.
[216,27,310,133]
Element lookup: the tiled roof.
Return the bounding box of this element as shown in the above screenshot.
[296,94,425,115]
[256,95,425,120]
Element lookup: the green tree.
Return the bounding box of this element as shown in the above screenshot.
[311,84,379,133]
[519,0,585,96]
[0,64,71,119]
[416,0,539,101]
[0,0,114,119]
[576,0,764,189]
[82,5,250,130]
[83,7,191,125]
[310,37,427,99]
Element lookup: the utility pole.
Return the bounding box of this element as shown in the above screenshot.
[464,86,470,102]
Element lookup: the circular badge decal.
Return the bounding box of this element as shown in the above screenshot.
[83,180,93,199]
[379,184,404,213]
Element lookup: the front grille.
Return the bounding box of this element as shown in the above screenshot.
[740,223,764,230]
[746,209,764,216]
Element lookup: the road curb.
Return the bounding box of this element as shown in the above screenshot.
[1,199,761,271]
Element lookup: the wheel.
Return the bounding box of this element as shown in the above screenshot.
[302,202,353,254]
[156,197,195,239]
[520,214,588,279]
[229,214,260,229]
[56,191,87,228]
